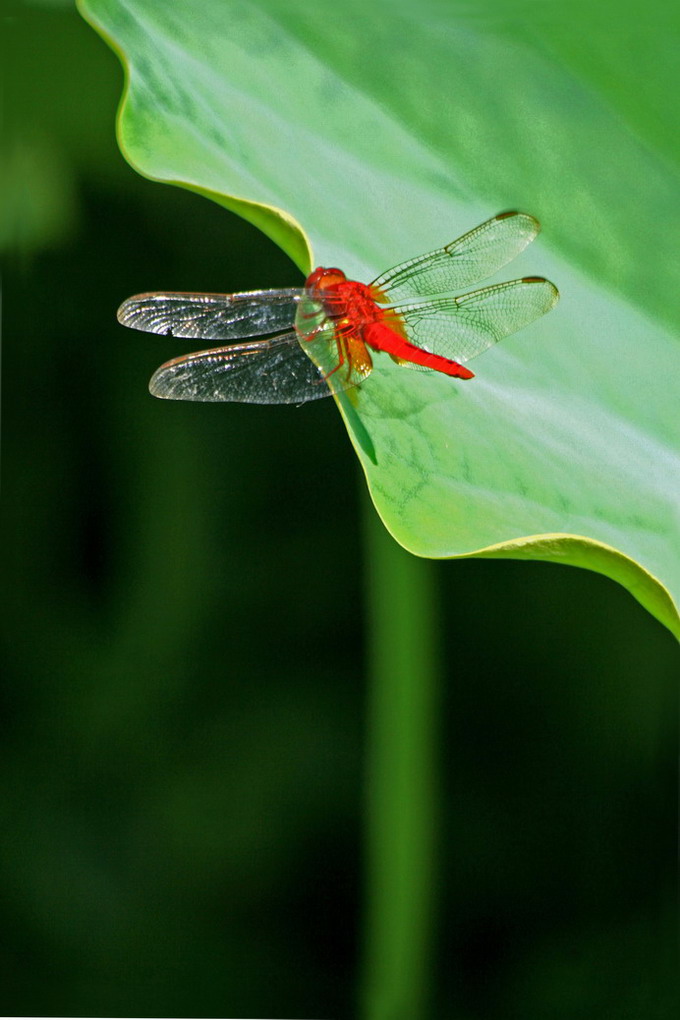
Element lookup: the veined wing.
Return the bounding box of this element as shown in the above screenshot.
[370,212,541,303]
[391,276,559,365]
[117,288,303,340]
[149,332,336,405]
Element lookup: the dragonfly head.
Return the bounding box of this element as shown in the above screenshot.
[305,267,348,293]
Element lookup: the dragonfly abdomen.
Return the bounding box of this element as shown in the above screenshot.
[362,322,475,379]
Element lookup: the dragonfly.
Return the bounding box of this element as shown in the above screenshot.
[117,211,559,404]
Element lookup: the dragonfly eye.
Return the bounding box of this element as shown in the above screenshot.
[306,267,347,292]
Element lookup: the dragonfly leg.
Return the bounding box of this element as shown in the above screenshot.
[321,336,347,381]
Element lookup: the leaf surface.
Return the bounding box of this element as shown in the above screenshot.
[79,0,680,636]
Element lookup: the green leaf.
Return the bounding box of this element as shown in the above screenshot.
[78,0,680,638]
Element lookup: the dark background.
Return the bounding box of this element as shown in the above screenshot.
[1,5,677,1018]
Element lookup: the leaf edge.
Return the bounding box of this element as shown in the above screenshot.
[76,0,314,274]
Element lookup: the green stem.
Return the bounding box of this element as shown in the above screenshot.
[361,499,441,1020]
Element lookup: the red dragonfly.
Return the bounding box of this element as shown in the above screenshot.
[117,211,558,404]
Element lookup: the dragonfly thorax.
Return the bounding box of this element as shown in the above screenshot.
[305,267,384,326]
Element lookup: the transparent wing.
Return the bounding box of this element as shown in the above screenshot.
[370,211,541,302]
[148,332,339,405]
[117,288,303,340]
[392,277,559,365]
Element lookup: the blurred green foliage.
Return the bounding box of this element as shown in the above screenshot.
[1,3,677,1018]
